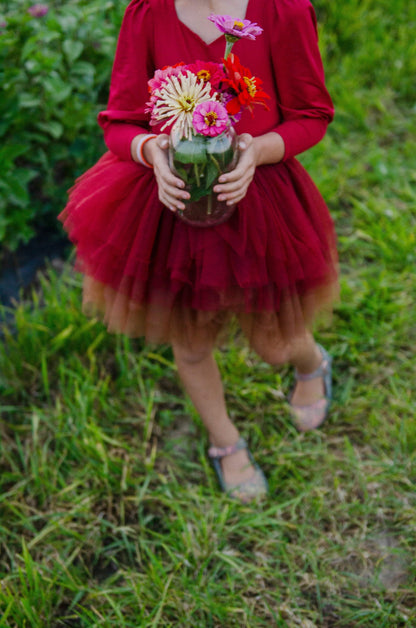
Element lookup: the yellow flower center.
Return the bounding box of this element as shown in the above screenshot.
[178,95,196,112]
[197,69,211,82]
[204,111,218,127]
[243,76,257,97]
[233,21,244,30]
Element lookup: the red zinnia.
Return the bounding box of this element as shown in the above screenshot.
[222,53,270,116]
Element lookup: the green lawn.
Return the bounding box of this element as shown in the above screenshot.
[1,0,415,626]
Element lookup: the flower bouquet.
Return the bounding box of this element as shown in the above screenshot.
[147,14,269,226]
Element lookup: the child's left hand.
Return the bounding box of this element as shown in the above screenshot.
[213,133,258,206]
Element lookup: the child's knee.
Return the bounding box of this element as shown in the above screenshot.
[172,340,213,366]
[251,341,291,366]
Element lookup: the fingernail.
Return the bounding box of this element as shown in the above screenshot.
[218,195,225,202]
[239,141,246,149]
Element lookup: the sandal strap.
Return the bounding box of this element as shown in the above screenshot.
[208,437,247,460]
[294,344,330,382]
[295,359,329,382]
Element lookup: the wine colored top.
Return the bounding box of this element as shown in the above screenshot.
[98,0,334,162]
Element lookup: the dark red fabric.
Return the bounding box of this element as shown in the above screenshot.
[61,152,337,312]
[59,0,338,331]
[98,0,334,160]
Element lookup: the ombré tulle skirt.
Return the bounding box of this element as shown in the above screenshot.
[58,151,338,346]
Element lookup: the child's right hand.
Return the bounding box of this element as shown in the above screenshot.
[144,134,190,212]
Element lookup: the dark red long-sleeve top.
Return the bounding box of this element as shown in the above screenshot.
[98,0,334,162]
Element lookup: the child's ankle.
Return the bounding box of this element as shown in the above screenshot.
[209,429,240,449]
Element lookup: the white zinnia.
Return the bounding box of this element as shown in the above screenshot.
[151,71,214,140]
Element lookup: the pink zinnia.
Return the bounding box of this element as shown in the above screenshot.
[192,101,229,137]
[208,14,263,41]
[147,64,185,99]
[28,3,49,17]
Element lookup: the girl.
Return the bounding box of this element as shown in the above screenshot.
[59,0,338,502]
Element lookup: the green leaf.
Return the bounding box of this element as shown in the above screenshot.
[206,132,235,169]
[174,166,188,182]
[71,61,95,78]
[36,120,64,139]
[205,157,220,189]
[173,136,207,165]
[19,94,42,109]
[0,144,26,166]
[187,184,211,202]
[0,174,30,207]
[43,75,72,103]
[21,36,41,61]
[63,40,84,63]
[56,14,78,31]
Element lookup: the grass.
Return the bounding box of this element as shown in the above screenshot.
[1,0,416,626]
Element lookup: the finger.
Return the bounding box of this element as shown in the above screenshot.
[157,133,169,150]
[155,153,187,189]
[215,172,254,195]
[214,183,248,204]
[160,193,182,211]
[218,178,254,203]
[237,133,253,151]
[217,168,253,187]
[158,174,189,197]
[156,166,187,190]
[217,157,254,184]
[160,188,189,208]
[224,191,247,205]
[227,190,249,205]
[160,184,189,209]
[165,174,187,190]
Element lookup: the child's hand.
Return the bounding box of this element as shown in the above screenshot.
[144,134,190,212]
[213,133,258,206]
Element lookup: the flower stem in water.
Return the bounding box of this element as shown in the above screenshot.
[193,163,200,187]
[207,193,213,215]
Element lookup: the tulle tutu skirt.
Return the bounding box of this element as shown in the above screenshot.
[59,151,338,346]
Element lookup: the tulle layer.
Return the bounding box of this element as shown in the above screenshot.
[59,151,338,345]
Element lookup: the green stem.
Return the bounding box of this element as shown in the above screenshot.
[193,163,200,187]
[210,155,221,172]
[207,193,213,216]
[224,40,234,59]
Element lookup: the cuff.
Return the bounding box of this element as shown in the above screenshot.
[274,118,329,161]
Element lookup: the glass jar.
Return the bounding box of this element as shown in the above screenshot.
[168,126,238,227]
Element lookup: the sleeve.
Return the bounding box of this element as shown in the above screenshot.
[97,0,155,160]
[270,0,334,161]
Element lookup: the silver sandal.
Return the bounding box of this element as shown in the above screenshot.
[208,437,268,503]
[289,343,333,432]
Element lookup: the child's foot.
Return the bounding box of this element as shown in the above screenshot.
[290,373,325,407]
[220,448,256,487]
[208,438,268,503]
[289,344,332,432]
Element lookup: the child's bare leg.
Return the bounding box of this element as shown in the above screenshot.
[172,340,256,487]
[238,315,325,405]
[288,333,325,405]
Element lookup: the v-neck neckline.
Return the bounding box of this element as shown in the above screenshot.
[171,0,253,48]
